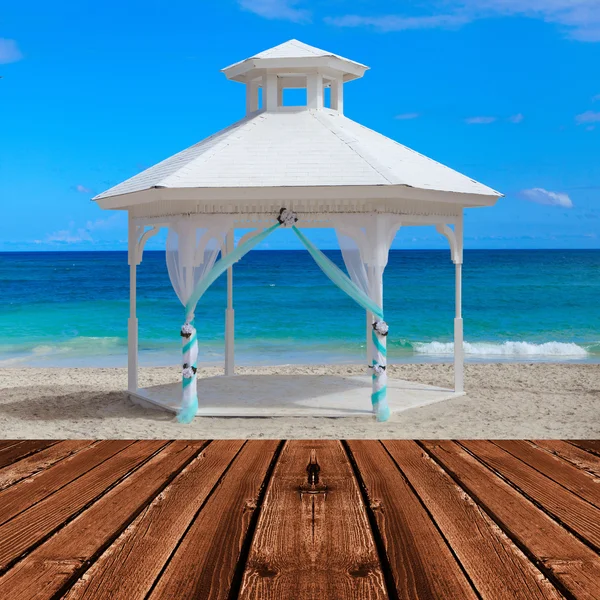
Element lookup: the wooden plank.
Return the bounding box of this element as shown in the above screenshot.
[0,441,207,600]
[0,441,57,469]
[0,441,21,452]
[533,440,600,478]
[494,440,600,509]
[422,440,600,600]
[63,440,243,600]
[346,440,477,600]
[569,441,600,457]
[383,441,563,600]
[461,441,600,549]
[0,440,166,571]
[0,440,134,527]
[0,440,96,491]
[239,440,388,600]
[148,440,281,600]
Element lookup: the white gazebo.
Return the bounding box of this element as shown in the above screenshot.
[94,40,501,422]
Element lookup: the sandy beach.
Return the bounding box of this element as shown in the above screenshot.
[0,363,598,439]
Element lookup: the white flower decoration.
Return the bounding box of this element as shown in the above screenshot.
[372,364,386,375]
[277,208,298,228]
[182,365,195,379]
[373,320,389,336]
[181,323,194,338]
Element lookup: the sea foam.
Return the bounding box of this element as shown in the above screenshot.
[413,340,590,358]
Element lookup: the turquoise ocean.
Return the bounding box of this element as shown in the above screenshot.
[0,250,598,367]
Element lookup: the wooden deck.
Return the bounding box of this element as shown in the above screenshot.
[0,440,599,599]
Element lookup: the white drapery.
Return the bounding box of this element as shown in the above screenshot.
[166,215,234,422]
[333,214,401,420]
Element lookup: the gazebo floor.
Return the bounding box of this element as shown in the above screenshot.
[0,439,599,599]
[132,374,462,417]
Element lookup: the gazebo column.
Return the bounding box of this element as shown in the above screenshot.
[436,214,464,394]
[127,214,138,393]
[225,229,235,376]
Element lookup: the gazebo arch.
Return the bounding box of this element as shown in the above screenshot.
[94,39,501,423]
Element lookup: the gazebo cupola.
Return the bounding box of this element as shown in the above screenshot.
[221,39,369,115]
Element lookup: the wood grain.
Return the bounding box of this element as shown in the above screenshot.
[346,440,477,600]
[63,440,243,600]
[240,440,388,600]
[0,440,95,492]
[569,441,600,457]
[0,441,207,600]
[422,440,600,600]
[462,441,600,549]
[494,440,600,509]
[532,440,600,478]
[0,440,133,527]
[0,441,57,469]
[0,440,165,570]
[148,440,280,600]
[383,441,563,600]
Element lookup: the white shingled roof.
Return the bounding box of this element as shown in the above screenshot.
[94,108,500,202]
[223,39,368,70]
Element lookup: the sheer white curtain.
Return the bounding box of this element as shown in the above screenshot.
[165,215,234,422]
[333,214,401,421]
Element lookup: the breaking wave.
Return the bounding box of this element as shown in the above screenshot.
[412,340,593,358]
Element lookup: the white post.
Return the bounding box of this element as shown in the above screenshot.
[262,73,278,111]
[225,229,235,376]
[127,214,138,393]
[331,76,344,114]
[454,215,464,393]
[245,79,259,114]
[307,72,324,109]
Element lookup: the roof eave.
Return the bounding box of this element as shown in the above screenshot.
[94,184,501,210]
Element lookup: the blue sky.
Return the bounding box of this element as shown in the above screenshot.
[0,0,599,251]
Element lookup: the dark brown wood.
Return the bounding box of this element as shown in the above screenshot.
[494,440,600,509]
[461,440,600,549]
[148,440,280,600]
[0,440,134,527]
[239,440,388,600]
[0,440,96,491]
[346,440,477,599]
[0,441,206,600]
[569,441,600,456]
[383,441,563,600]
[63,440,243,600]
[0,440,166,570]
[0,441,21,452]
[532,440,600,477]
[0,441,57,469]
[422,440,600,600]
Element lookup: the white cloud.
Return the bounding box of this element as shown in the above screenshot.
[324,13,468,31]
[39,214,124,245]
[508,113,524,123]
[75,184,92,194]
[325,1,600,42]
[576,110,600,124]
[465,116,496,124]
[0,39,22,64]
[520,187,573,208]
[238,0,311,22]
[394,112,420,120]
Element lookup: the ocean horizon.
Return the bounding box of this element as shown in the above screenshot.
[1,249,599,368]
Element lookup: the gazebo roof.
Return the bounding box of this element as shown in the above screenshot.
[221,39,369,83]
[94,39,501,212]
[94,108,500,207]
